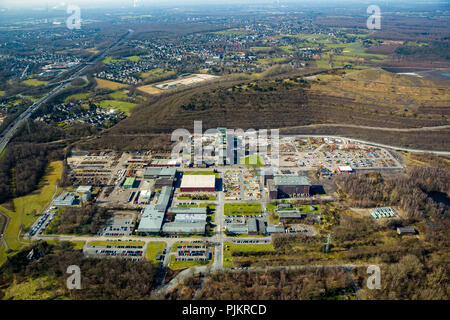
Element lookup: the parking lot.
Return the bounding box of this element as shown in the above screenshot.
[84,240,145,261]
[97,212,136,237]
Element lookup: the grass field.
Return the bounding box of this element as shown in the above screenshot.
[0,161,63,266]
[108,90,129,100]
[64,93,90,102]
[125,55,141,62]
[239,154,264,167]
[88,241,145,247]
[0,90,5,97]
[145,241,166,263]
[95,78,127,90]
[22,79,48,87]
[98,100,137,114]
[224,203,262,216]
[102,56,123,65]
[223,241,274,268]
[168,255,213,270]
[2,275,66,300]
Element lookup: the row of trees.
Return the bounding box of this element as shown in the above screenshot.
[46,205,112,235]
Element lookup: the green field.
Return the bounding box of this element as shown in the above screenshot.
[0,90,5,97]
[102,56,124,65]
[0,161,63,266]
[223,241,274,268]
[98,100,137,114]
[239,154,264,167]
[125,55,141,62]
[224,203,262,216]
[145,241,166,263]
[108,91,129,100]
[168,255,213,270]
[22,79,48,87]
[64,93,90,102]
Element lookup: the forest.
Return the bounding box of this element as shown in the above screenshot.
[45,205,112,235]
[0,241,157,300]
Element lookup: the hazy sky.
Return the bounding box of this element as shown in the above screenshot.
[0,0,442,9]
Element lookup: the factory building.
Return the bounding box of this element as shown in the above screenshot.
[278,211,308,220]
[162,222,206,234]
[268,176,311,199]
[247,217,258,235]
[54,192,77,206]
[180,174,216,192]
[137,186,172,234]
[266,224,285,234]
[144,167,177,188]
[136,205,165,234]
[226,223,248,234]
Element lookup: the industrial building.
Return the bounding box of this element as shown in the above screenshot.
[136,205,165,234]
[266,224,285,234]
[76,185,92,196]
[54,192,77,206]
[137,186,172,234]
[268,176,311,199]
[170,207,208,223]
[247,217,258,235]
[162,222,206,234]
[180,174,216,192]
[278,210,307,220]
[226,223,248,234]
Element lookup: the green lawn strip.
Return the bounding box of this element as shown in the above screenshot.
[145,241,166,263]
[182,170,219,178]
[224,203,262,216]
[44,240,85,250]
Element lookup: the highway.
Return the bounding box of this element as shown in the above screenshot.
[0,29,133,156]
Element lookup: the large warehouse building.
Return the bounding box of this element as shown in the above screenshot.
[268,176,311,199]
[180,174,216,192]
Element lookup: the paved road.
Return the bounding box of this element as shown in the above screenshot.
[0,30,133,156]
